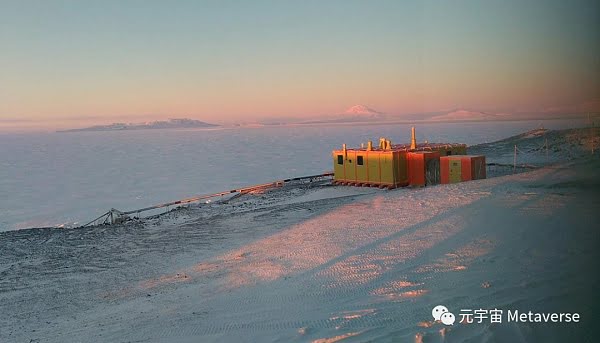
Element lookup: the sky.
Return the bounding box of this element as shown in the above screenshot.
[1,0,599,130]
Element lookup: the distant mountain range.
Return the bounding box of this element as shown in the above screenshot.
[288,105,585,126]
[57,104,596,132]
[427,109,512,121]
[295,106,507,125]
[59,118,218,132]
[298,105,387,124]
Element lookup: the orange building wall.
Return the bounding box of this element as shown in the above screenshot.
[408,151,440,186]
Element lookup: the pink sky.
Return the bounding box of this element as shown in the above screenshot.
[1,1,599,131]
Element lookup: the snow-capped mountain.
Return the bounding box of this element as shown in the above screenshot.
[344,105,385,116]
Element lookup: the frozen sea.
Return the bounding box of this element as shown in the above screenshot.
[0,119,588,231]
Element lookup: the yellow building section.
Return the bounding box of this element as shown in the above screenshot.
[332,128,467,188]
[345,150,357,181]
[395,150,409,183]
[449,159,462,183]
[333,152,346,180]
[332,148,408,188]
[355,151,369,181]
[366,152,381,184]
[379,152,395,185]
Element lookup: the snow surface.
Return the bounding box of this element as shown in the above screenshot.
[0,128,598,342]
[469,127,600,165]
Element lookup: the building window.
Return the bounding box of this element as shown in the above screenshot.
[337,155,343,164]
[357,156,364,165]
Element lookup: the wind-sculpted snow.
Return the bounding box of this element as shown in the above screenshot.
[131,184,494,293]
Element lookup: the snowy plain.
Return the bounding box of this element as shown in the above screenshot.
[0,125,598,342]
[0,119,590,231]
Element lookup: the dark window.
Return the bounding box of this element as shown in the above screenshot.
[357,156,364,165]
[337,155,343,164]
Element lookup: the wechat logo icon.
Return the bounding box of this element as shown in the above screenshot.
[432,305,456,326]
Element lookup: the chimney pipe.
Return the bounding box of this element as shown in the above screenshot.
[411,127,417,150]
